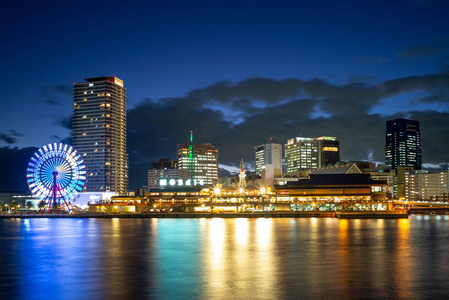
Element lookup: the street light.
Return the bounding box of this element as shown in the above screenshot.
[260,187,267,211]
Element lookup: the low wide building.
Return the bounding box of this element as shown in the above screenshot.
[275,174,388,211]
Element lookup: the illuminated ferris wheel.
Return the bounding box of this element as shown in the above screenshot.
[27,143,87,210]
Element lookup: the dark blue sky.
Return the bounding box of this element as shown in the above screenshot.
[1,0,449,190]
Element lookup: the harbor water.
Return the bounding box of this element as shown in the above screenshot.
[1,215,448,299]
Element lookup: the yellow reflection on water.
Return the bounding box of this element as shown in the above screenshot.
[209,218,226,269]
[235,218,248,247]
[256,218,272,248]
[202,218,281,300]
[393,218,415,299]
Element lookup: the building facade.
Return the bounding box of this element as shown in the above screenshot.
[177,133,218,185]
[285,137,318,174]
[316,136,340,167]
[385,118,422,170]
[255,143,283,175]
[152,158,178,170]
[73,76,128,194]
[284,136,340,174]
[405,170,449,202]
[147,169,191,189]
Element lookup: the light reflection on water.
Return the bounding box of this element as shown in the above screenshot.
[1,216,449,299]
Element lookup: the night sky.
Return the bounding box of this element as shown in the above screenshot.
[1,0,449,191]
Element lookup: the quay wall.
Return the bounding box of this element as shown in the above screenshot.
[0,212,336,219]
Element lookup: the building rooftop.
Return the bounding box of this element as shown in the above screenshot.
[309,163,362,175]
[278,174,385,187]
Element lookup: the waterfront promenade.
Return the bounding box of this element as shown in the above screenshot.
[0,211,409,219]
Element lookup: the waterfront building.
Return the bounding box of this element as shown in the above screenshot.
[275,174,388,211]
[255,142,283,176]
[147,169,191,190]
[73,76,128,194]
[177,132,218,185]
[88,174,389,213]
[284,136,340,174]
[385,118,422,170]
[405,170,449,202]
[310,163,362,175]
[367,170,395,199]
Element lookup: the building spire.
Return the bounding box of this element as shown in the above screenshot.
[238,158,247,190]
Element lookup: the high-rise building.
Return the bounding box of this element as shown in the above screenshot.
[177,132,218,185]
[255,143,282,176]
[385,119,421,170]
[284,137,318,174]
[284,136,340,174]
[73,76,128,194]
[152,158,178,170]
[316,136,340,167]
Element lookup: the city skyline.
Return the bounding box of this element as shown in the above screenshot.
[1,0,449,191]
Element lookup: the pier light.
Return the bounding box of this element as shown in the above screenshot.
[239,188,244,194]
[214,188,221,195]
[260,187,266,195]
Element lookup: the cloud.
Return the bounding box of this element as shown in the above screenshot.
[40,85,72,96]
[0,147,37,192]
[125,73,449,188]
[47,98,61,105]
[0,130,22,145]
[53,115,72,130]
[353,56,389,65]
[40,84,72,106]
[2,74,448,190]
[397,44,444,59]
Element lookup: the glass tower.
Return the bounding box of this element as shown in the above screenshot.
[385,118,421,170]
[73,76,128,194]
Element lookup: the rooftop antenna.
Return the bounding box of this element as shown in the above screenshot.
[189,131,195,185]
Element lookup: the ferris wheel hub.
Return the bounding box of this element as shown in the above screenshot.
[26,143,87,211]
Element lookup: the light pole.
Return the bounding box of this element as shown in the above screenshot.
[260,187,266,211]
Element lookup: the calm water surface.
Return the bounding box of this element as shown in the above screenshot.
[1,216,449,299]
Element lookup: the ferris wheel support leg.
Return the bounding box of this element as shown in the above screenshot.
[56,185,71,211]
[42,186,54,212]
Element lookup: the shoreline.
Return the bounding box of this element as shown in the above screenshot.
[0,211,410,219]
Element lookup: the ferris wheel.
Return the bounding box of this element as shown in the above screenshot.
[27,143,87,211]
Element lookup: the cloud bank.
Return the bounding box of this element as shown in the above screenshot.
[126,73,449,188]
[1,73,449,191]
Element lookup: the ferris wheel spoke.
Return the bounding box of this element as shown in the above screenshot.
[27,143,86,209]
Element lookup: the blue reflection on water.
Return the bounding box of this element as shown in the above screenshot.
[0,216,449,299]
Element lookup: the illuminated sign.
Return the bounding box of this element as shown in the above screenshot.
[323,147,338,152]
[159,178,204,187]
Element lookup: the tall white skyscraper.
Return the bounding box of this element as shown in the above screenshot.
[255,143,283,176]
[73,76,128,194]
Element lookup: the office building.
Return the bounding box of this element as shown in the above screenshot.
[255,143,282,176]
[285,137,318,174]
[284,136,340,174]
[73,76,128,194]
[385,118,422,170]
[177,132,218,185]
[316,136,340,167]
[152,158,178,170]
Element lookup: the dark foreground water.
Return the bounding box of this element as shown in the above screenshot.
[1,216,449,300]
